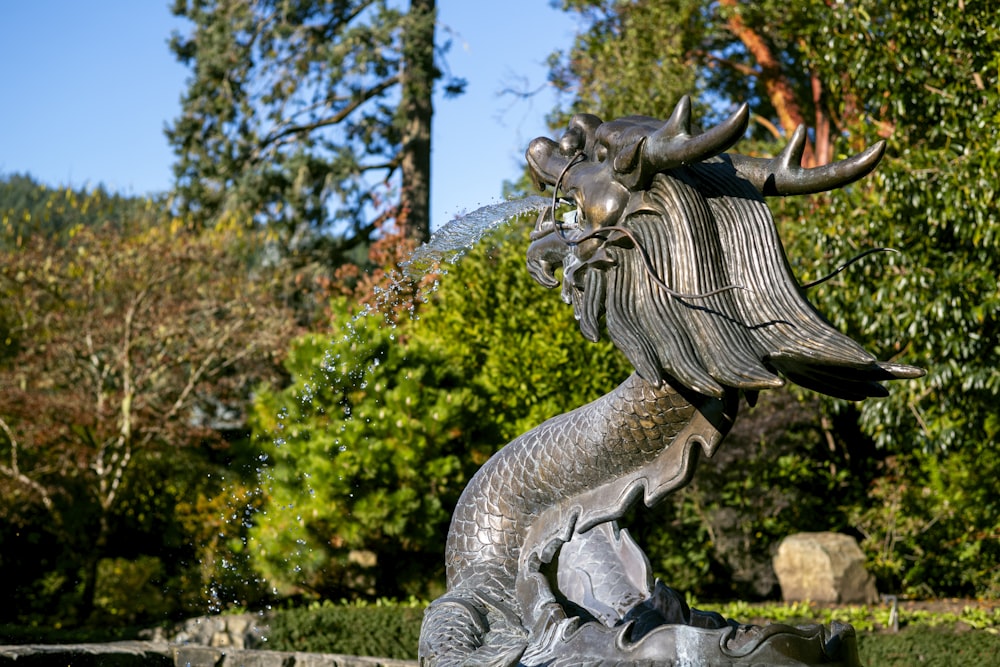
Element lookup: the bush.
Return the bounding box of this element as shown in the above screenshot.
[857,629,1000,667]
[264,600,424,658]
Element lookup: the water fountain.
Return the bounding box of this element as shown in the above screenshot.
[0,98,927,667]
[417,97,924,666]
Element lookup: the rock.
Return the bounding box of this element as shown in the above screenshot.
[141,612,270,650]
[773,532,878,604]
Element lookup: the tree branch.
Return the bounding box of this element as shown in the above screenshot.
[0,416,54,512]
[258,74,401,152]
[752,113,783,141]
[696,50,760,79]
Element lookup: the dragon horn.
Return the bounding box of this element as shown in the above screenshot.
[643,96,750,171]
[735,124,887,196]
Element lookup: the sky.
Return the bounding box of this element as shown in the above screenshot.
[0,1,580,230]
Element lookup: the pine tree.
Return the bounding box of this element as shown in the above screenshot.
[167,0,462,267]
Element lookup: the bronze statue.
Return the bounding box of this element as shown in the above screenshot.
[418,97,923,666]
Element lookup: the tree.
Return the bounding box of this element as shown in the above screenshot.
[547,0,1000,596]
[167,0,462,267]
[0,172,154,246]
[782,1,1000,597]
[549,0,701,123]
[0,210,297,622]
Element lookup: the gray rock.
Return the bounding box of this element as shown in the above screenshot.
[142,612,270,650]
[773,532,878,604]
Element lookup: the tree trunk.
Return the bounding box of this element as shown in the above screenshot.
[398,0,436,243]
[78,512,109,623]
[719,0,818,167]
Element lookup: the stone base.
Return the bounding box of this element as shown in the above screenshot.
[0,642,417,667]
[518,620,863,667]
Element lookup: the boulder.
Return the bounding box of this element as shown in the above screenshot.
[773,532,878,604]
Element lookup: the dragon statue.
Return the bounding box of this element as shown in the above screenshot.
[418,97,923,666]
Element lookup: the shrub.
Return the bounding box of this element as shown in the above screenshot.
[264,599,424,659]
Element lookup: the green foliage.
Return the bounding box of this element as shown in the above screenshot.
[772,2,1000,596]
[265,599,424,658]
[0,172,154,247]
[851,446,1000,599]
[92,556,173,624]
[777,1,1000,454]
[250,299,483,599]
[710,599,1000,634]
[550,0,701,123]
[856,628,1000,667]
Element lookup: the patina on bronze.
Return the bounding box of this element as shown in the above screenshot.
[418,97,923,666]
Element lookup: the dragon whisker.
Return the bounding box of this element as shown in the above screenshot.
[800,247,900,289]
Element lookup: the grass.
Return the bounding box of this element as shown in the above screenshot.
[708,599,1000,633]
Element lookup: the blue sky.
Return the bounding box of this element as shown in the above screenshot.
[0,1,580,230]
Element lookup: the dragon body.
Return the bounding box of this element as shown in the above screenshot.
[421,374,733,665]
[418,99,923,666]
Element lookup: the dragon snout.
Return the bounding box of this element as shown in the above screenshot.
[526,228,570,289]
[526,137,563,192]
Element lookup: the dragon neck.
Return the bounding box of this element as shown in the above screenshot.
[445,373,738,593]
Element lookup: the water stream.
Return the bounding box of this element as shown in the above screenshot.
[402,195,550,279]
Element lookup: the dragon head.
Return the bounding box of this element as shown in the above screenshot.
[523,97,923,400]
[526,99,748,233]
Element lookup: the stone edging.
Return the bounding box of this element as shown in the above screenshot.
[0,641,418,666]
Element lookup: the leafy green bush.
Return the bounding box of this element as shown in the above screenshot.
[249,221,633,601]
[264,599,424,659]
[857,629,1000,667]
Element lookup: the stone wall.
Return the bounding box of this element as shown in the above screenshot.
[0,641,418,667]
[2,612,417,667]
